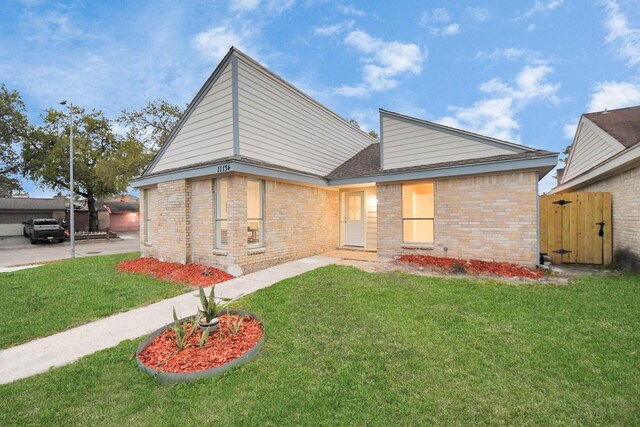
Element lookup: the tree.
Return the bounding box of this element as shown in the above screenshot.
[0,84,29,196]
[23,106,149,231]
[348,118,379,139]
[117,99,184,153]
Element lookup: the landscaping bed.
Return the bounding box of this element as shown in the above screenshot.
[397,254,542,279]
[118,257,234,286]
[138,313,263,374]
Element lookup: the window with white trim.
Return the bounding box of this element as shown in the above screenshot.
[143,188,152,244]
[402,182,434,244]
[247,179,264,247]
[216,179,228,248]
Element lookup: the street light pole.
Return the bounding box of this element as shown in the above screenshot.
[61,100,75,259]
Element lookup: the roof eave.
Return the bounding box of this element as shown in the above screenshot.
[328,153,558,186]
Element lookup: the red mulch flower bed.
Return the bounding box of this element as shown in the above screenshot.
[118,258,234,287]
[397,255,542,279]
[138,314,263,373]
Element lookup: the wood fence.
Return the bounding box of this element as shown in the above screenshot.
[540,192,612,265]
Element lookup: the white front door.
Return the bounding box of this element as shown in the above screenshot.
[344,191,365,247]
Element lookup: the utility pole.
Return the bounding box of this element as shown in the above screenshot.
[60,100,75,259]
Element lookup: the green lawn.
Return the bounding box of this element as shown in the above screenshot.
[1,266,639,425]
[0,253,187,349]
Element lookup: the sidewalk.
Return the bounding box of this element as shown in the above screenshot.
[0,255,338,385]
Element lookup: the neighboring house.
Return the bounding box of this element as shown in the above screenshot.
[102,200,140,232]
[553,105,640,270]
[131,48,557,275]
[0,197,66,236]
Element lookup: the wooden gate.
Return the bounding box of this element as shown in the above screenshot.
[540,192,612,265]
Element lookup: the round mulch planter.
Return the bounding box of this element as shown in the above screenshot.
[136,309,265,385]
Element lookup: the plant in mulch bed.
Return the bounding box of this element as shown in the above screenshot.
[117,258,234,287]
[196,286,229,331]
[137,309,263,375]
[397,255,542,279]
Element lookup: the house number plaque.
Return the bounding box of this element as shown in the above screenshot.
[217,164,231,173]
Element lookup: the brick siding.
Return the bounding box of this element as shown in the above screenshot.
[377,171,539,266]
[572,164,640,269]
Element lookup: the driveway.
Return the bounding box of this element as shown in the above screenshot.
[0,232,141,267]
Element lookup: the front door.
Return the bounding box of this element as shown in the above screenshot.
[344,191,365,247]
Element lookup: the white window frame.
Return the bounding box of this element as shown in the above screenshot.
[247,179,264,248]
[215,178,228,249]
[402,183,435,245]
[143,188,152,245]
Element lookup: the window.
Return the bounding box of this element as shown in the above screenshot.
[216,179,228,248]
[402,182,434,244]
[247,179,264,247]
[143,188,152,244]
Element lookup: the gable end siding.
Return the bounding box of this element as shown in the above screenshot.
[381,115,520,170]
[150,62,235,174]
[236,55,373,176]
[562,118,625,182]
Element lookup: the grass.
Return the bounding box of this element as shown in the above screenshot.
[1,266,639,425]
[0,253,187,349]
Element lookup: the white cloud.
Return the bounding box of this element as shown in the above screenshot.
[192,24,258,62]
[563,122,577,139]
[519,0,564,19]
[443,23,460,36]
[476,47,542,62]
[265,0,295,14]
[20,11,82,42]
[420,8,460,36]
[314,20,354,36]
[465,7,490,22]
[336,30,425,97]
[602,0,640,67]
[229,0,261,12]
[337,4,365,17]
[588,81,640,112]
[440,64,560,141]
[527,23,536,31]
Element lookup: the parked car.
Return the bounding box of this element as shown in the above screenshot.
[22,219,66,244]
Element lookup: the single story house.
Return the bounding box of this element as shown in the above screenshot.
[131,47,558,275]
[553,105,640,270]
[102,200,140,232]
[0,197,66,236]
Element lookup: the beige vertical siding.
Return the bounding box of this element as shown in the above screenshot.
[150,63,235,174]
[381,114,520,170]
[236,55,373,176]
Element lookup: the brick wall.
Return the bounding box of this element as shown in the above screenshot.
[572,164,640,269]
[234,178,339,273]
[140,175,338,275]
[377,171,539,266]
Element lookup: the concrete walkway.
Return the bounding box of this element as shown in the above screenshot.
[0,255,338,385]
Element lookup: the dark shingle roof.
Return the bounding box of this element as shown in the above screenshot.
[584,105,640,148]
[104,201,139,213]
[0,198,66,211]
[326,144,557,180]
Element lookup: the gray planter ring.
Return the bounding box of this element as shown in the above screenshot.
[136,309,265,385]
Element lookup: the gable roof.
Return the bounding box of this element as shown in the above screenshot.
[584,106,640,148]
[142,47,377,177]
[553,105,640,193]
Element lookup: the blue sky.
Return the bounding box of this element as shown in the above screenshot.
[2,0,640,196]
